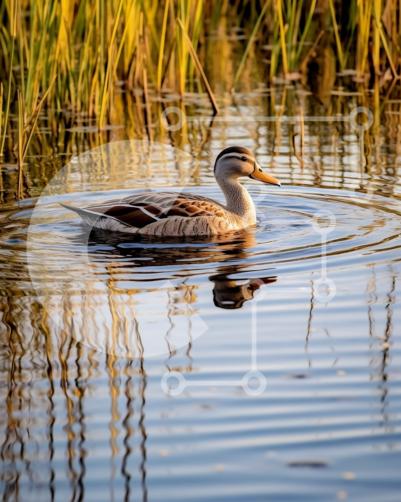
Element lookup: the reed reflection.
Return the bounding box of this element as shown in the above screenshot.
[366,265,397,434]
[0,315,150,502]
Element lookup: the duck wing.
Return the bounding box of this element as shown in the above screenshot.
[81,191,227,229]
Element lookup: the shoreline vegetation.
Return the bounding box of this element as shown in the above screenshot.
[0,0,400,199]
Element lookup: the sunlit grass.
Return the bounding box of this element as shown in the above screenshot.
[0,0,401,198]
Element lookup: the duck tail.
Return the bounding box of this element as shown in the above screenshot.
[60,203,102,225]
[60,203,138,234]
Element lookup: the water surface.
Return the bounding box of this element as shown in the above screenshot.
[1,92,401,501]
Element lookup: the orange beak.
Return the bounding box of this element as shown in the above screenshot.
[250,164,281,186]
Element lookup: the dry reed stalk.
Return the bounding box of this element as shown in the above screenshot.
[177,18,219,114]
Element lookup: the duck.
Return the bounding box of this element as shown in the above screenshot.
[62,146,281,237]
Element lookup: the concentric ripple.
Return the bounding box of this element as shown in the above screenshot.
[0,185,400,284]
[0,184,400,358]
[22,185,401,275]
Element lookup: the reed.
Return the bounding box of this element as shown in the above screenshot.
[0,0,401,198]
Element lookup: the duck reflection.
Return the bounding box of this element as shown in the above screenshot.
[86,226,278,311]
[210,272,277,309]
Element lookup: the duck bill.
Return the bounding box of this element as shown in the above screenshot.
[250,167,281,186]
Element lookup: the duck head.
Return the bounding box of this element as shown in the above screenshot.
[214,146,281,186]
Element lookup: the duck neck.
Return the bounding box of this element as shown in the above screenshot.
[217,175,256,223]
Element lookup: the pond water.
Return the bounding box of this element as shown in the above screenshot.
[1,90,401,501]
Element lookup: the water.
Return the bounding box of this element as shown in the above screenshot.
[1,92,401,501]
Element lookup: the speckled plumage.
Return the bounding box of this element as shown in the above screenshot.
[62,146,280,237]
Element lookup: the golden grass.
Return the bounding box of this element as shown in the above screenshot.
[0,0,401,198]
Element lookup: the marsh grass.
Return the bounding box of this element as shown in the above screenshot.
[0,0,401,198]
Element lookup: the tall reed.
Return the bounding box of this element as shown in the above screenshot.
[0,0,400,199]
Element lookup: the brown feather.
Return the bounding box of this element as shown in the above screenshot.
[86,191,227,229]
